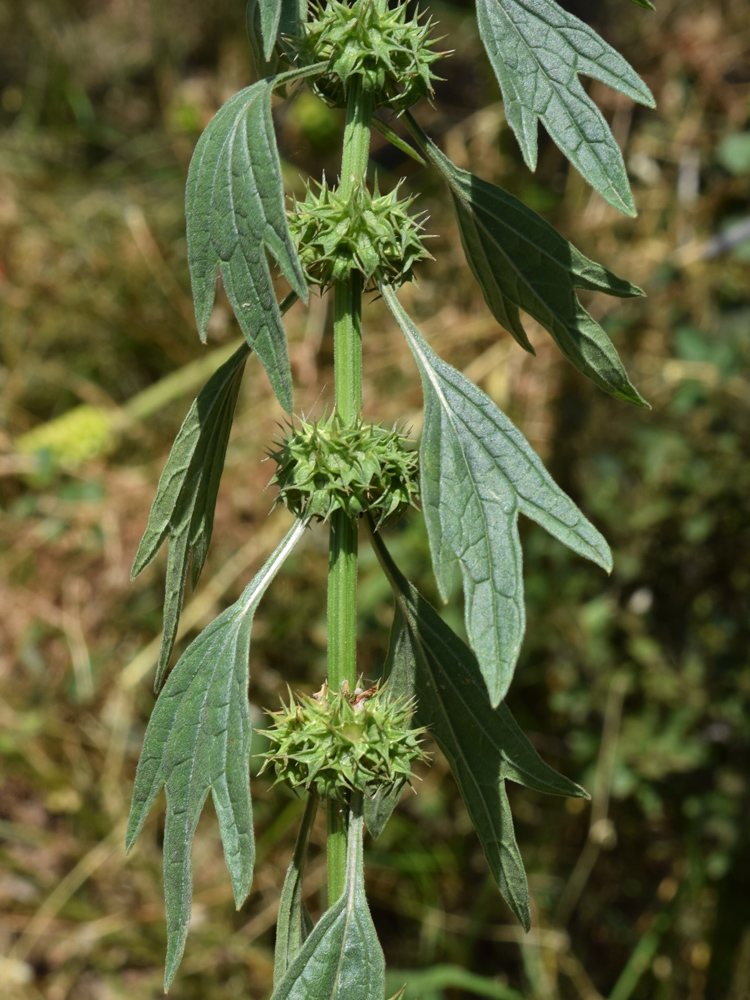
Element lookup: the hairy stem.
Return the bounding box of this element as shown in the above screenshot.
[326,78,373,903]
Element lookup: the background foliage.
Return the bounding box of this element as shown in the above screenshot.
[0,1,749,998]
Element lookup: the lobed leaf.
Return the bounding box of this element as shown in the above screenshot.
[126,519,309,990]
[131,343,250,689]
[274,794,318,985]
[246,0,307,76]
[270,800,385,1000]
[369,524,587,930]
[474,0,655,216]
[186,72,312,412]
[405,116,648,407]
[382,284,611,705]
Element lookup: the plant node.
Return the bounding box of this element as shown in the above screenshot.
[269,413,419,523]
[259,681,430,801]
[288,175,431,291]
[291,0,444,112]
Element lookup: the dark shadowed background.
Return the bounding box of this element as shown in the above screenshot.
[1,1,749,998]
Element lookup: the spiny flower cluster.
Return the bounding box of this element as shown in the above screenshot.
[288,176,431,291]
[269,413,419,523]
[258,681,429,801]
[291,0,443,112]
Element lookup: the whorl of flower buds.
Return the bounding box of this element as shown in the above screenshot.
[258,681,430,801]
[290,0,444,112]
[269,413,419,524]
[288,176,431,291]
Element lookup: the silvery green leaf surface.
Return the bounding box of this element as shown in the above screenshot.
[131,343,250,690]
[369,526,587,929]
[126,519,308,990]
[628,0,655,9]
[186,73,311,412]
[274,794,317,985]
[405,117,647,407]
[475,0,655,215]
[382,284,611,705]
[270,803,385,1000]
[246,0,307,76]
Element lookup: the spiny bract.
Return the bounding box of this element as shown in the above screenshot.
[269,412,419,523]
[290,0,443,111]
[258,681,430,801]
[288,175,431,291]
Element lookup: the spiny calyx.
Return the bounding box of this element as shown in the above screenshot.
[291,0,443,112]
[269,413,419,523]
[259,681,429,801]
[288,176,431,291]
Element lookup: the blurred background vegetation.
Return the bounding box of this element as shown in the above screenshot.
[1,0,749,998]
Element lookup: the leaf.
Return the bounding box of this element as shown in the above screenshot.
[628,0,655,9]
[186,71,312,412]
[381,284,611,705]
[246,0,307,76]
[274,794,318,985]
[126,518,309,990]
[270,800,386,1000]
[363,782,403,840]
[131,343,249,689]
[475,0,655,216]
[404,115,648,407]
[368,524,587,930]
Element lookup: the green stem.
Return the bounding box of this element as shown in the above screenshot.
[326,79,373,904]
[326,797,349,903]
[333,273,363,424]
[327,510,359,693]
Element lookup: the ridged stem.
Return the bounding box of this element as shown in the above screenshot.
[326,78,373,904]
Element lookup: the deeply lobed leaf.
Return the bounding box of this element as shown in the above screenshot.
[186,73,311,412]
[405,116,648,407]
[270,801,385,1000]
[382,284,611,704]
[126,519,308,989]
[475,0,655,216]
[131,344,250,689]
[274,795,318,984]
[369,525,587,930]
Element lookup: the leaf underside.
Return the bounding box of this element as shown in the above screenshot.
[475,0,655,216]
[246,0,307,77]
[270,805,385,1000]
[126,519,308,990]
[406,117,648,407]
[370,525,587,930]
[131,343,250,689]
[186,75,309,412]
[382,284,611,705]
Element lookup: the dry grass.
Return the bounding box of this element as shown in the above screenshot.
[1,1,749,998]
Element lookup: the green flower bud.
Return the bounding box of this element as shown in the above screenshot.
[258,681,430,801]
[269,413,419,524]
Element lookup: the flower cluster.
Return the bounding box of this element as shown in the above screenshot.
[269,413,419,523]
[288,176,431,291]
[291,0,443,111]
[258,681,429,801]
